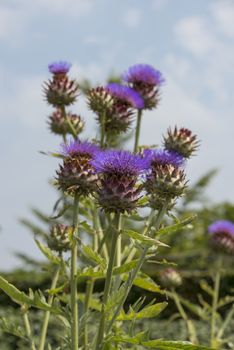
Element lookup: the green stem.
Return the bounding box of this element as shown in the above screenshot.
[100,111,106,148]
[61,106,77,139]
[38,264,61,350]
[95,206,109,261]
[217,304,234,339]
[71,194,79,350]
[171,289,197,344]
[83,224,98,350]
[116,215,122,267]
[133,109,142,153]
[107,204,167,335]
[125,209,155,263]
[22,310,36,350]
[210,256,222,348]
[95,214,121,350]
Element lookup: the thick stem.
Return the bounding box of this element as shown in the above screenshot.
[210,256,222,348]
[38,264,61,350]
[71,194,79,350]
[22,310,36,350]
[107,204,167,335]
[95,214,121,350]
[133,109,142,153]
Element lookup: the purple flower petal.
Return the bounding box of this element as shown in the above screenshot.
[208,220,234,236]
[122,64,165,86]
[61,139,99,157]
[48,61,71,74]
[106,83,144,109]
[91,150,149,176]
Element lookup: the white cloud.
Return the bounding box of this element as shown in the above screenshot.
[174,16,217,57]
[211,0,234,38]
[122,8,141,29]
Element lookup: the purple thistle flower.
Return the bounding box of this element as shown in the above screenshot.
[61,139,99,157]
[106,83,144,110]
[91,150,149,213]
[122,64,165,86]
[122,64,164,109]
[208,220,234,236]
[144,149,184,168]
[91,150,149,176]
[48,61,71,75]
[208,220,234,255]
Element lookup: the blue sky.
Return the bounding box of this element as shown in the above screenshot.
[0,0,234,270]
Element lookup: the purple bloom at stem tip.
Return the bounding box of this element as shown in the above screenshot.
[144,148,184,168]
[91,150,149,176]
[106,83,144,109]
[122,64,165,86]
[48,61,71,74]
[208,220,234,236]
[61,139,99,157]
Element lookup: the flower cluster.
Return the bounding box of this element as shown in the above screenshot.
[208,220,234,255]
[88,63,164,142]
[88,83,144,137]
[44,61,82,138]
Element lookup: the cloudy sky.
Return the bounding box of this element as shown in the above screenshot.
[0,0,234,270]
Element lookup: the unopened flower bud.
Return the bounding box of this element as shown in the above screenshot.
[163,127,199,158]
[48,224,72,252]
[48,109,84,136]
[160,268,182,288]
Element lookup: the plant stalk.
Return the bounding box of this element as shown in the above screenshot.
[22,310,36,350]
[210,256,222,348]
[61,106,77,139]
[133,109,142,153]
[107,204,167,334]
[100,111,106,148]
[83,223,98,349]
[171,288,197,344]
[125,209,155,263]
[95,213,121,350]
[38,264,61,350]
[71,194,79,350]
